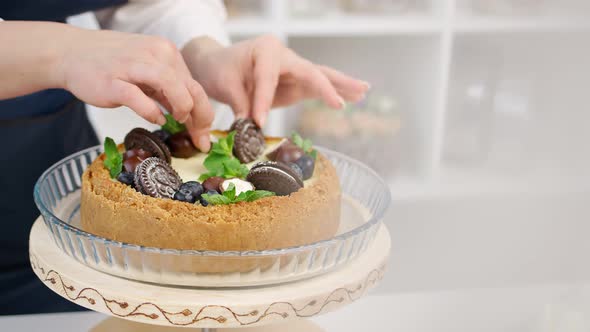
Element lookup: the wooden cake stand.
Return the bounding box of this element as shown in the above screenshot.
[29,218,390,331]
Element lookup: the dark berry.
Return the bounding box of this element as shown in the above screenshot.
[117,171,135,186]
[180,181,204,198]
[123,148,152,172]
[152,129,171,143]
[173,187,196,203]
[274,143,305,164]
[123,155,142,173]
[123,148,152,160]
[294,154,315,180]
[202,176,224,193]
[288,162,304,182]
[266,139,287,161]
[166,131,198,158]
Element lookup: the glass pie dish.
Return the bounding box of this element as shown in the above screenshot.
[34,145,391,287]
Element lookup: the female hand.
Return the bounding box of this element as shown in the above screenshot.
[182,35,369,127]
[55,28,213,151]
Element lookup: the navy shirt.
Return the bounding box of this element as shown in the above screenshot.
[0,0,127,120]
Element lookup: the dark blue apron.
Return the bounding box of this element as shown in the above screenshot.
[0,0,127,315]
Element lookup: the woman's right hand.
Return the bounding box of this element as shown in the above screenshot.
[54,28,213,151]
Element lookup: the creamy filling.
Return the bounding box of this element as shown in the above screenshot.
[171,140,317,186]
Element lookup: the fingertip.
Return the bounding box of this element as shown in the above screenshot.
[233,109,248,120]
[255,113,266,128]
[327,95,346,110]
[361,81,371,91]
[156,113,167,126]
[337,95,346,109]
[197,134,211,153]
[177,113,190,124]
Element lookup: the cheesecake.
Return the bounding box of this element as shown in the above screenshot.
[80,119,341,254]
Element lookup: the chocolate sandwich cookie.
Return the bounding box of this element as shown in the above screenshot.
[247,161,303,196]
[124,128,171,163]
[231,118,265,163]
[134,157,182,199]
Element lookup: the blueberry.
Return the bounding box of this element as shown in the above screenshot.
[152,129,171,143]
[199,189,219,207]
[173,187,196,203]
[294,154,315,180]
[117,171,135,187]
[180,181,204,197]
[288,162,304,182]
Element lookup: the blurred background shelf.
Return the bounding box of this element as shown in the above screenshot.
[454,15,590,33]
[285,15,441,36]
[226,15,441,36]
[390,169,590,201]
[225,18,275,35]
[79,0,590,201]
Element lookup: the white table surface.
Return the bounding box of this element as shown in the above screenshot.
[2,282,590,332]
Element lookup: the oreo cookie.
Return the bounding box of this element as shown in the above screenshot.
[231,118,265,163]
[124,128,171,163]
[246,161,303,196]
[134,157,182,199]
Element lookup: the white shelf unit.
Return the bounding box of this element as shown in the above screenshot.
[225,0,590,199]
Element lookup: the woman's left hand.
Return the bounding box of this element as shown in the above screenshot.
[182,35,369,127]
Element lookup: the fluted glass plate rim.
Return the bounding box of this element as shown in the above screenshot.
[34,144,391,257]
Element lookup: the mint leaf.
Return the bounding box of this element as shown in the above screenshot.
[200,131,249,180]
[292,131,317,160]
[243,190,275,202]
[292,132,304,148]
[161,114,186,134]
[210,145,230,156]
[201,193,232,205]
[203,152,228,172]
[202,187,275,206]
[302,138,313,153]
[222,158,249,179]
[103,137,122,179]
[222,183,236,200]
[218,131,235,154]
[310,149,318,160]
[236,191,250,201]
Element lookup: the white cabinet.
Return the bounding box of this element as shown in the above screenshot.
[223,0,590,198]
[82,0,590,198]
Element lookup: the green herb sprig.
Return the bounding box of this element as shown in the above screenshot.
[103,137,123,178]
[161,114,186,134]
[291,132,318,159]
[201,183,275,206]
[199,131,249,181]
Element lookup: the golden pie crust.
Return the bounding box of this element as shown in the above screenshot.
[80,134,341,253]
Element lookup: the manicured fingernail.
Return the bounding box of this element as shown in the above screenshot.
[156,114,166,125]
[361,81,371,90]
[257,115,266,128]
[337,96,346,109]
[179,114,190,124]
[198,135,210,152]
